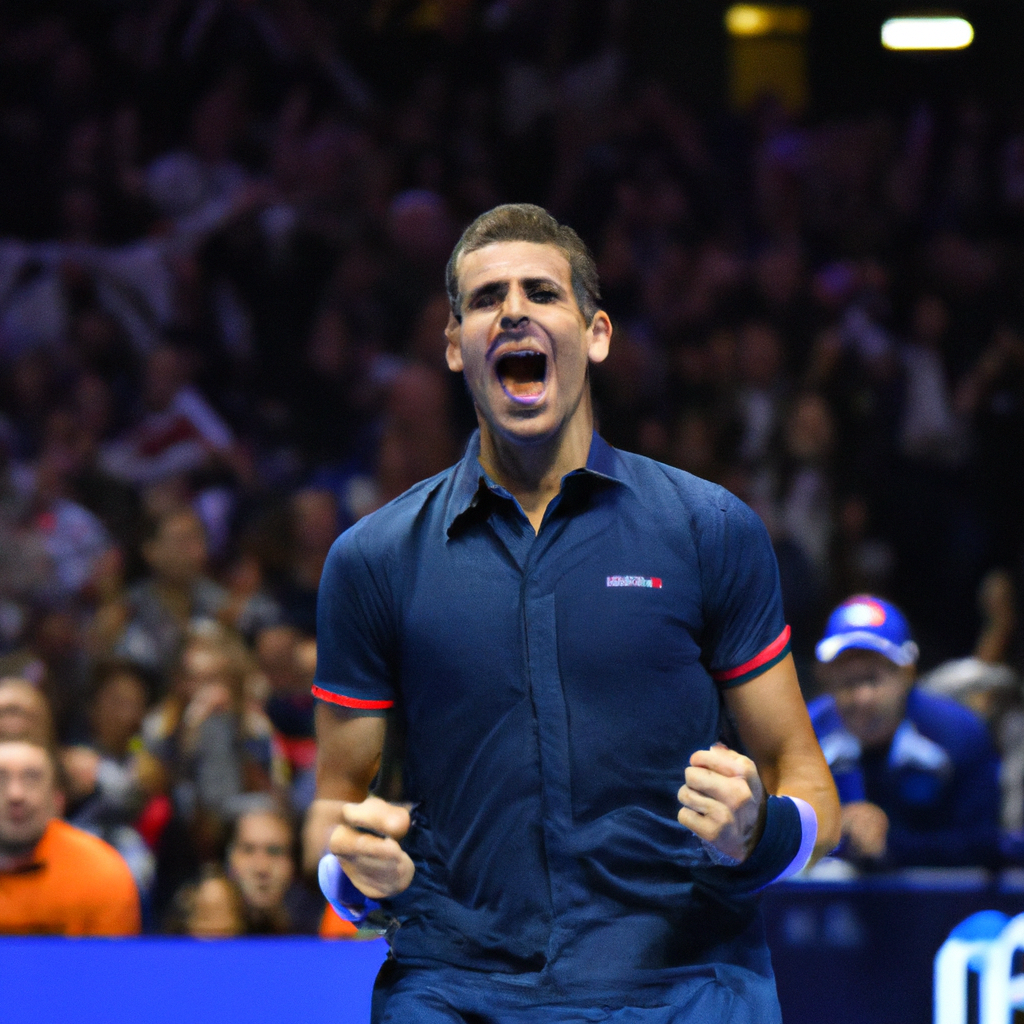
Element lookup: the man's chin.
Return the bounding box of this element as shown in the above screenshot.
[0,831,44,859]
[492,417,560,447]
[851,724,897,749]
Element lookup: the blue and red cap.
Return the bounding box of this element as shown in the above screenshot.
[815,595,919,667]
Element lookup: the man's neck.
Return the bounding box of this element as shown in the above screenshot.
[478,405,594,533]
[0,834,45,872]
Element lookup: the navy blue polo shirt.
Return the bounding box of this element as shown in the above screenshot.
[313,432,791,1000]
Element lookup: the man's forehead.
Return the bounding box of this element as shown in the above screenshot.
[456,240,572,289]
[0,685,37,710]
[827,648,900,677]
[0,741,50,771]
[239,811,291,841]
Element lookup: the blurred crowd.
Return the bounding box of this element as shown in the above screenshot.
[2,0,1024,933]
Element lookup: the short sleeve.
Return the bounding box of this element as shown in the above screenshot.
[697,495,790,688]
[312,528,397,710]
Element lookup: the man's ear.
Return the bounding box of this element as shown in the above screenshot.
[445,312,463,372]
[586,310,612,365]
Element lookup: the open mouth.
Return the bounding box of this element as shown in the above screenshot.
[496,351,547,402]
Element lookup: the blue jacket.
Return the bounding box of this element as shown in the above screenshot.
[809,687,1000,867]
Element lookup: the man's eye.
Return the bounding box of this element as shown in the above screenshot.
[471,293,499,308]
[530,289,557,303]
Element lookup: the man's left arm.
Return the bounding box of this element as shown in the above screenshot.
[678,653,841,872]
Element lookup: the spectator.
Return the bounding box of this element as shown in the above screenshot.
[257,626,317,811]
[167,866,247,939]
[26,444,114,603]
[225,795,320,934]
[809,595,1001,868]
[115,506,229,675]
[0,736,141,935]
[142,624,284,846]
[61,660,164,897]
[272,490,338,635]
[0,676,54,743]
[919,570,1024,834]
[97,345,238,490]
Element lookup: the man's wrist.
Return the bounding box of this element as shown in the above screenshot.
[773,796,818,882]
[699,794,815,895]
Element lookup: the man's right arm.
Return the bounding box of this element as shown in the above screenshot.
[302,702,415,899]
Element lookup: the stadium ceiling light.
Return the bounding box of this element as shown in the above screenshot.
[725,5,809,38]
[881,16,974,51]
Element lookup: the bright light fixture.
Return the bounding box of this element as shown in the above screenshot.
[725,5,809,38]
[881,16,974,51]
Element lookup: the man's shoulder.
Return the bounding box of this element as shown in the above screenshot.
[32,820,140,935]
[327,465,459,563]
[41,819,135,879]
[607,446,750,521]
[906,688,994,757]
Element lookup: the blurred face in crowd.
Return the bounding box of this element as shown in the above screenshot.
[445,241,611,451]
[0,741,62,860]
[820,649,914,749]
[784,393,835,465]
[187,876,246,939]
[228,811,294,913]
[178,642,237,707]
[737,321,783,388]
[290,490,338,554]
[144,510,207,587]
[0,679,53,744]
[92,671,147,755]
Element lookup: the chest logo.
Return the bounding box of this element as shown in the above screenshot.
[606,575,662,588]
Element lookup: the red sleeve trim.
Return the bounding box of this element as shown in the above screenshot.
[711,625,792,683]
[311,684,394,710]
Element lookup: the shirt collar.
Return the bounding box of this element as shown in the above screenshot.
[444,430,630,537]
[0,819,52,875]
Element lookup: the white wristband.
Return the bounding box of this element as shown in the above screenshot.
[774,796,818,882]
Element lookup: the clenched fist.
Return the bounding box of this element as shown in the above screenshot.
[327,795,416,900]
[677,742,767,863]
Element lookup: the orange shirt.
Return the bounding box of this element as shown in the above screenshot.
[0,819,141,936]
[318,904,358,938]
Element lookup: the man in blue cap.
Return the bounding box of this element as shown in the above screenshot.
[810,595,1000,867]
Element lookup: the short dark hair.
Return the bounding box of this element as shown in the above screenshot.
[224,794,296,853]
[88,658,154,707]
[445,204,601,324]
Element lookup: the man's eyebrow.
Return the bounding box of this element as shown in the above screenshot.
[465,280,507,305]
[521,277,565,293]
[463,275,567,308]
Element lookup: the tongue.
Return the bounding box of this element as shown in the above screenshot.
[504,377,544,398]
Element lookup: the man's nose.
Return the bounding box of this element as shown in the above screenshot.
[4,780,26,801]
[849,681,878,705]
[499,284,529,327]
